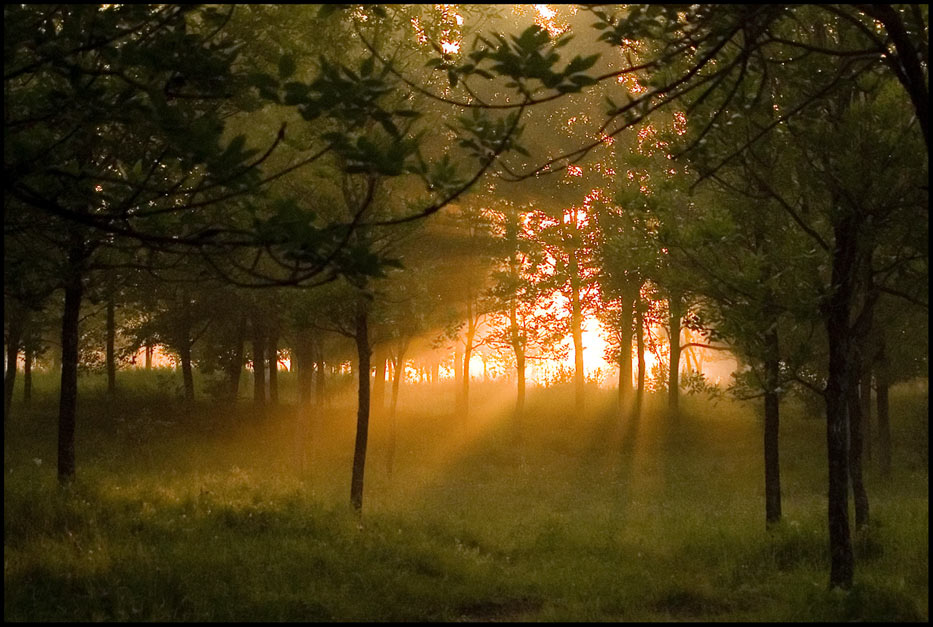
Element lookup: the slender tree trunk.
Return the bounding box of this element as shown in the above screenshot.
[875,333,891,476]
[635,302,646,418]
[461,306,476,419]
[177,296,195,403]
[180,341,194,403]
[569,253,585,412]
[252,315,266,407]
[860,361,872,462]
[295,328,314,408]
[224,320,245,402]
[390,345,406,418]
[315,352,326,408]
[372,346,386,415]
[4,316,23,421]
[454,341,462,406]
[106,295,116,397]
[847,359,870,530]
[386,339,407,479]
[431,361,439,385]
[763,327,782,526]
[509,297,526,421]
[848,281,874,530]
[824,217,857,589]
[268,333,278,404]
[23,348,32,406]
[58,265,84,483]
[350,304,371,513]
[616,288,635,414]
[667,294,683,414]
[145,342,152,370]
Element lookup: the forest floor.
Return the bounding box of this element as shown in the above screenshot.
[3,372,929,621]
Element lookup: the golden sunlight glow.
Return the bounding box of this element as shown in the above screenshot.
[583,187,606,206]
[636,124,656,149]
[673,111,687,135]
[534,4,570,37]
[352,5,369,22]
[617,73,648,96]
[129,345,175,369]
[435,4,463,57]
[411,17,428,45]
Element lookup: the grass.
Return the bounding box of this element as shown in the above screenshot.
[3,370,929,621]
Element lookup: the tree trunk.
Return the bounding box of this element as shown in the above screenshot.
[177,297,195,403]
[106,295,116,397]
[23,348,32,406]
[295,328,314,408]
[616,287,635,414]
[847,360,870,530]
[509,298,526,432]
[667,294,683,414]
[58,266,83,483]
[763,327,782,526]
[224,320,245,402]
[569,253,585,412]
[824,217,857,589]
[145,342,152,370]
[875,333,891,476]
[252,315,266,407]
[372,346,386,415]
[180,341,194,403]
[350,304,371,513]
[461,306,476,419]
[268,333,278,404]
[4,315,23,422]
[315,351,326,408]
[453,341,462,406]
[860,361,872,462]
[390,345,406,418]
[635,301,646,418]
[386,339,408,479]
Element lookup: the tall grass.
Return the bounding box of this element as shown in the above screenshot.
[3,370,928,621]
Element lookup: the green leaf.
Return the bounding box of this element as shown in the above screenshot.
[278,54,296,79]
[282,81,310,105]
[318,4,349,18]
[360,55,375,77]
[247,72,279,90]
[566,53,600,74]
[570,74,598,87]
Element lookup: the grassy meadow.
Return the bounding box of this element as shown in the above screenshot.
[3,370,928,621]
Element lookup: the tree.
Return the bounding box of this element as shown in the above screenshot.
[588,5,927,588]
[672,57,925,588]
[484,201,565,435]
[4,4,541,482]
